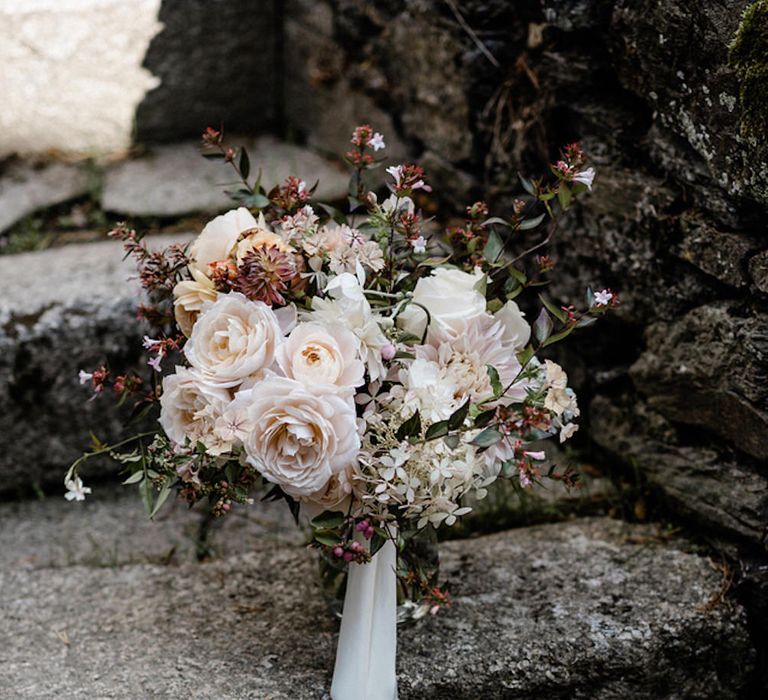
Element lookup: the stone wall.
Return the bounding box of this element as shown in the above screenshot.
[280,0,768,679]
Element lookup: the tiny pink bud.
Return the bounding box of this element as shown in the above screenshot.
[333,546,344,558]
[221,503,230,512]
[350,541,363,552]
[343,551,355,562]
[364,527,375,540]
[355,520,369,532]
[380,343,396,361]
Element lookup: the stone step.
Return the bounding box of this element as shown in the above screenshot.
[0,236,189,494]
[0,509,754,699]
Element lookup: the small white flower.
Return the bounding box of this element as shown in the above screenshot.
[142,336,161,349]
[65,476,91,502]
[148,354,163,372]
[410,236,427,254]
[559,423,579,443]
[78,370,93,385]
[594,289,613,306]
[573,167,595,190]
[386,165,403,186]
[368,132,386,151]
[524,450,546,461]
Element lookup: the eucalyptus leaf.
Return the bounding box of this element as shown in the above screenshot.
[533,308,553,343]
[122,471,144,485]
[483,230,504,263]
[471,427,503,448]
[519,213,546,231]
[538,294,567,323]
[425,420,449,440]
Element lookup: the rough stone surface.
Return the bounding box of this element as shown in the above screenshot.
[0,0,162,157]
[102,138,350,217]
[0,485,301,572]
[0,236,189,495]
[134,0,276,142]
[0,517,754,698]
[0,160,93,233]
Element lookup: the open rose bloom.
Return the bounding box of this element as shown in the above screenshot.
[68,128,608,699]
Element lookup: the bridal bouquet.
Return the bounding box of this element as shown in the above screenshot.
[67,126,612,698]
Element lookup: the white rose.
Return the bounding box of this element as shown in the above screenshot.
[189,207,257,276]
[494,300,531,350]
[276,322,364,389]
[397,267,487,339]
[185,292,283,388]
[159,367,232,455]
[173,268,218,337]
[236,376,361,497]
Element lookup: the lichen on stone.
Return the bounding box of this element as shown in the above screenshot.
[729,0,768,140]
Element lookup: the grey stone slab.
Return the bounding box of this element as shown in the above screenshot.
[0,236,190,494]
[0,484,302,571]
[0,161,92,233]
[102,138,349,218]
[0,518,753,698]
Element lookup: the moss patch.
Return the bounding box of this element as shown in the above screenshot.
[729,0,768,140]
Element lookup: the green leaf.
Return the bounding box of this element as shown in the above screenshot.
[149,479,173,519]
[541,326,576,347]
[239,148,250,181]
[396,410,422,441]
[533,308,553,343]
[482,216,512,228]
[519,213,546,231]
[448,400,470,430]
[444,434,460,450]
[310,511,346,530]
[419,255,452,267]
[486,365,503,397]
[473,273,488,296]
[314,531,342,547]
[538,294,567,323]
[242,193,270,208]
[201,152,225,160]
[557,185,572,210]
[517,345,535,366]
[122,471,144,485]
[519,173,535,196]
[138,478,153,516]
[425,420,449,440]
[507,266,527,285]
[369,532,386,556]
[474,408,497,428]
[483,229,504,263]
[471,427,503,448]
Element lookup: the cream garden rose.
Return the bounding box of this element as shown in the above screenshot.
[397,267,487,339]
[276,321,364,389]
[189,207,257,277]
[173,268,218,337]
[159,367,232,454]
[185,293,283,388]
[229,376,361,498]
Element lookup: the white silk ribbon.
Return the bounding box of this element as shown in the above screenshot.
[330,536,398,700]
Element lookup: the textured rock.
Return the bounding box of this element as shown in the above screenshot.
[102,138,349,217]
[630,303,768,462]
[0,0,161,158]
[0,160,93,233]
[0,236,189,494]
[0,518,754,698]
[591,395,768,546]
[134,0,276,142]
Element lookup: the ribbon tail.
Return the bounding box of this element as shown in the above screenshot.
[330,537,398,700]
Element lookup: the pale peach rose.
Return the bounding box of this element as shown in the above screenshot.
[189,207,257,276]
[159,367,232,455]
[235,212,293,264]
[276,322,364,389]
[172,268,217,337]
[301,465,355,520]
[235,376,360,498]
[185,292,283,388]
